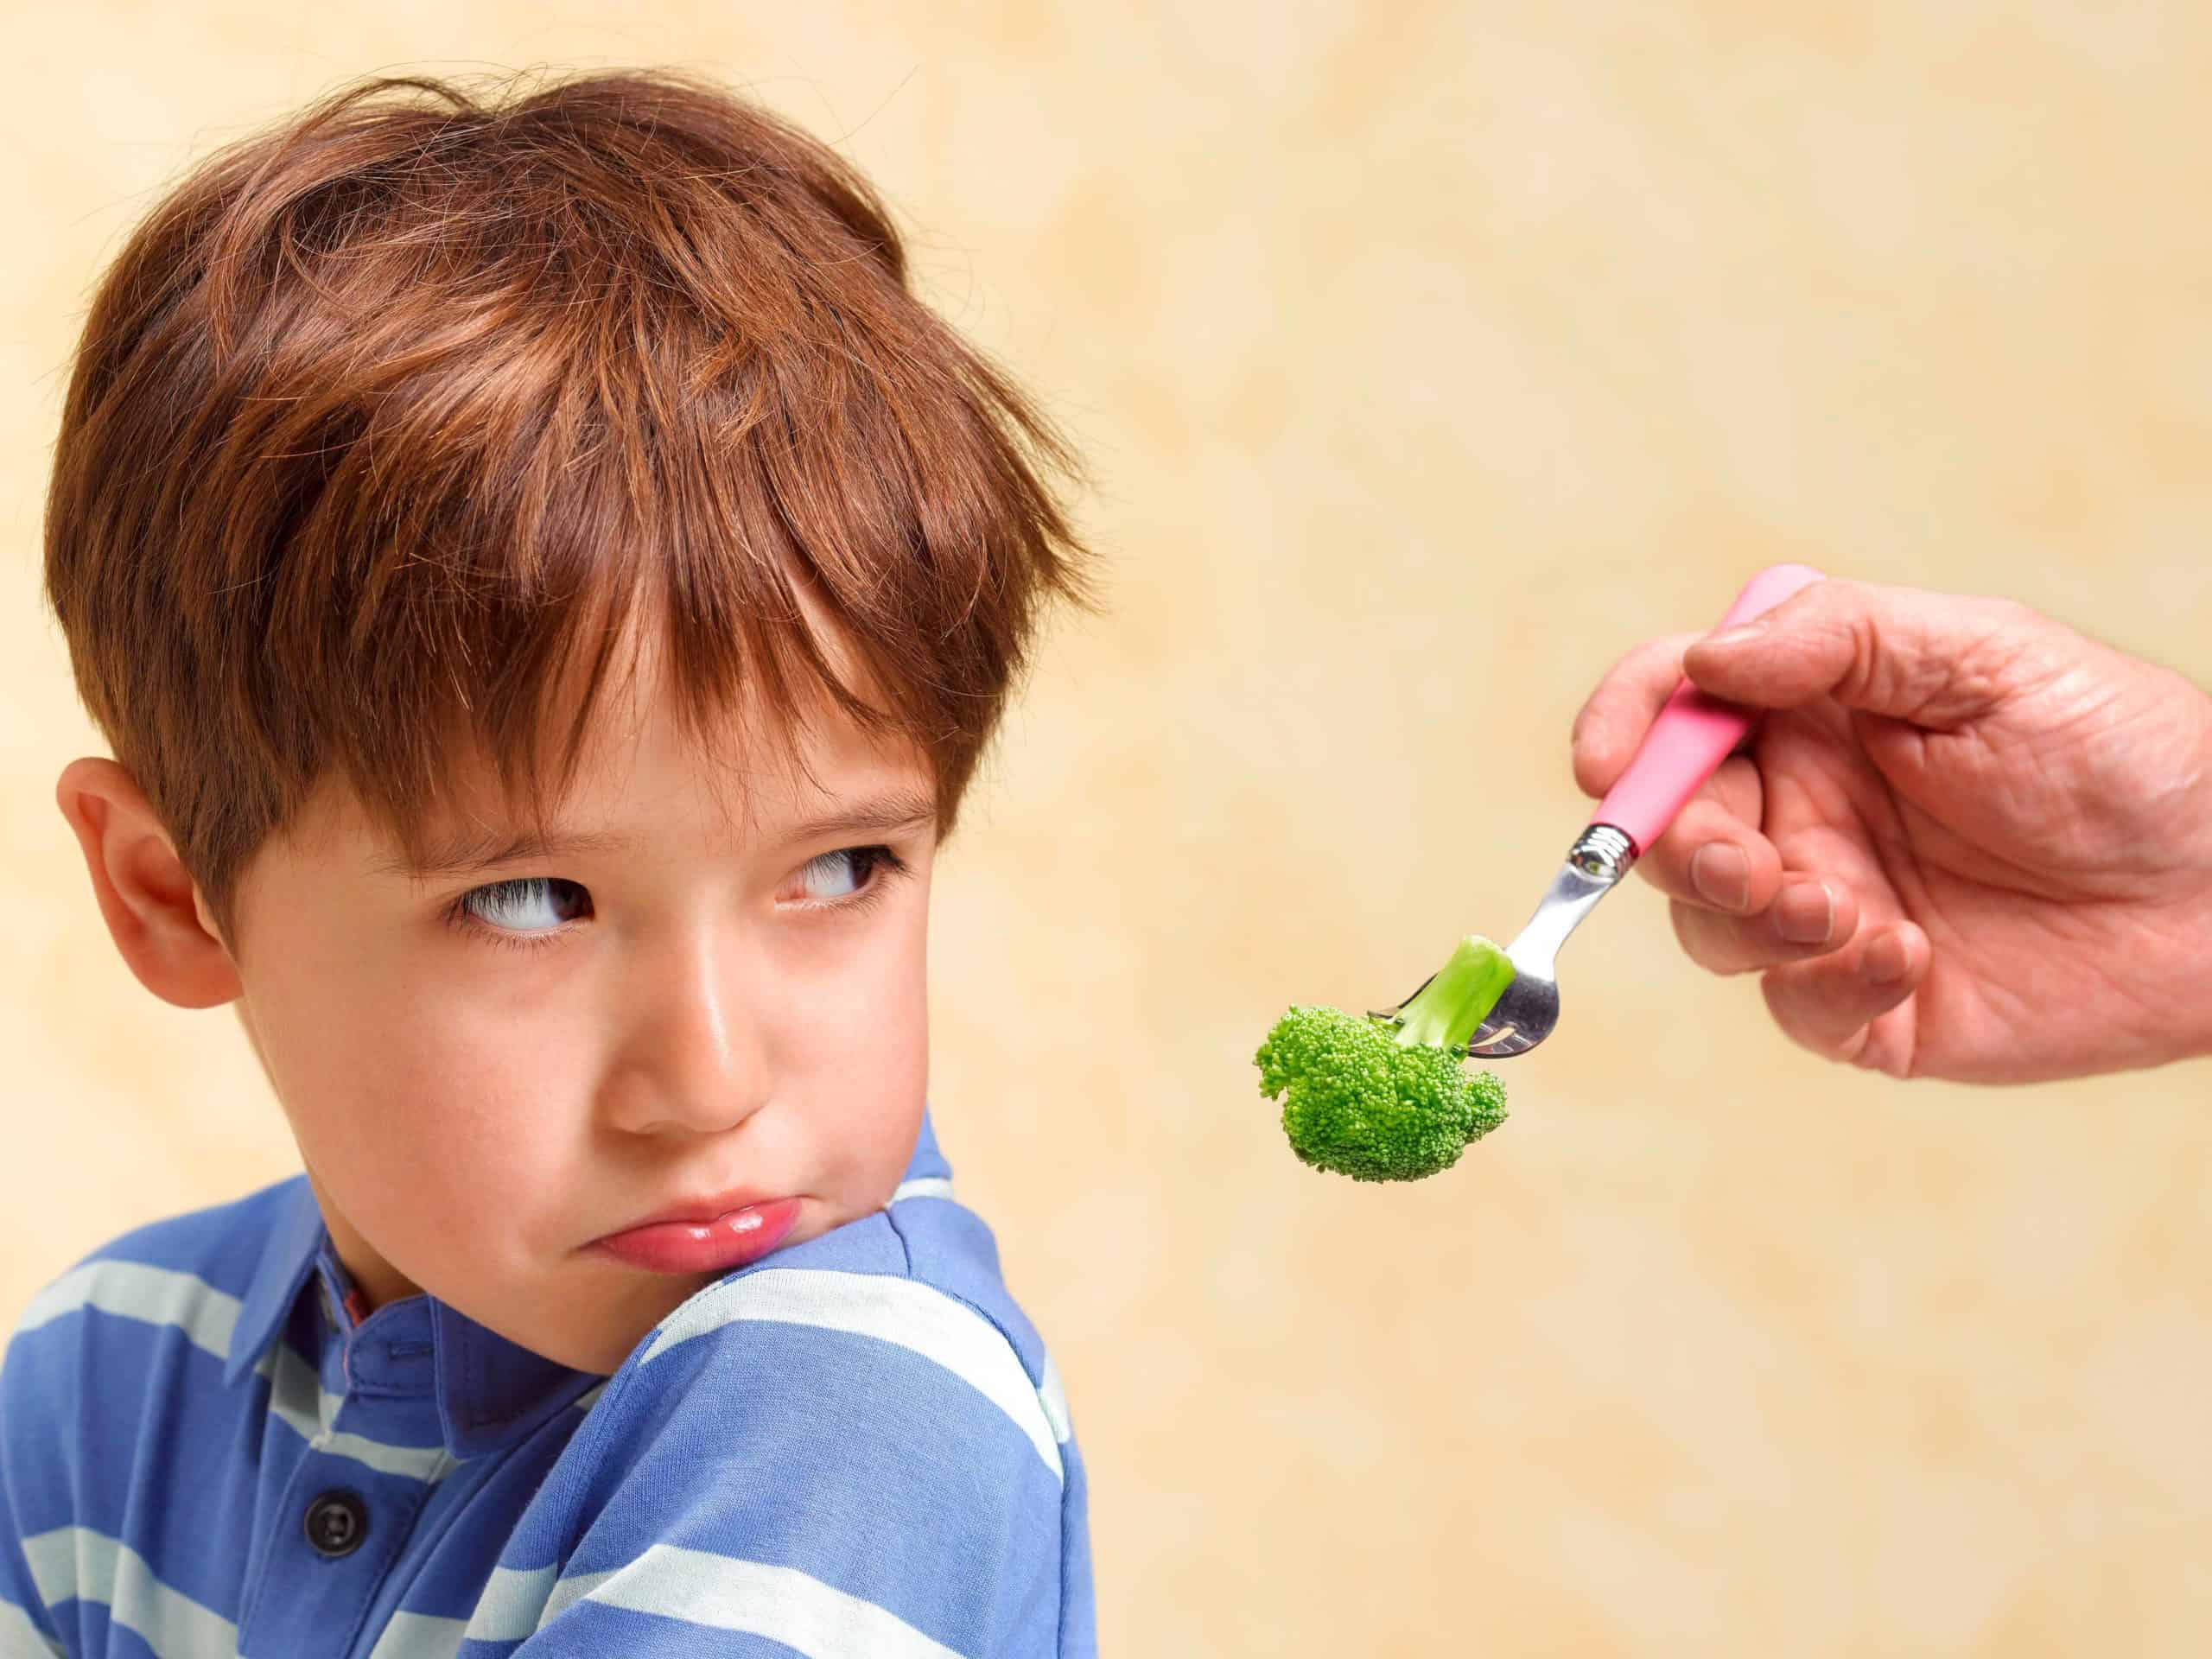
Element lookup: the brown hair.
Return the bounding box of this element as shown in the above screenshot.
[43,66,1104,956]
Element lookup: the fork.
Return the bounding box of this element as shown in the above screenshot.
[1369,563,1828,1057]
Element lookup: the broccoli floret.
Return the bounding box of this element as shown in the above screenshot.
[1254,934,1514,1181]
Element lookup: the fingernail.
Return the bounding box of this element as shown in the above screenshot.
[1861,928,1911,986]
[1690,843,1752,912]
[1775,880,1834,945]
[1700,621,1769,650]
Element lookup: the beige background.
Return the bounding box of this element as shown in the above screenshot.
[6,4,2211,1654]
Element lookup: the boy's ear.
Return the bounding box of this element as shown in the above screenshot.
[54,757,242,1010]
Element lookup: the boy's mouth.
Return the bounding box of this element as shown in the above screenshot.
[586,1195,803,1274]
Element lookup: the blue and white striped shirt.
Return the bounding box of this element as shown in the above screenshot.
[0,1108,1093,1657]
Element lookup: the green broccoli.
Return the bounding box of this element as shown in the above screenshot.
[1254,934,1514,1181]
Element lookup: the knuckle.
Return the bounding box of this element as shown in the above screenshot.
[1840,609,1904,711]
[1759,970,1835,1052]
[1567,690,1599,748]
[1570,741,1611,798]
[1670,901,1758,976]
[1666,899,1713,961]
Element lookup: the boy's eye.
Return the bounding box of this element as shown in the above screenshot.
[442,846,909,951]
[795,846,880,903]
[786,845,910,909]
[458,874,592,937]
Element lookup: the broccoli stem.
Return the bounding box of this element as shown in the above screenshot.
[1389,934,1516,1052]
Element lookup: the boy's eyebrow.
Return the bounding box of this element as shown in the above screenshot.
[371,788,938,883]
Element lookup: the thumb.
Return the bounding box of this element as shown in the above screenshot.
[1680,577,2034,728]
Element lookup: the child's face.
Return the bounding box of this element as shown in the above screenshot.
[209,682,937,1375]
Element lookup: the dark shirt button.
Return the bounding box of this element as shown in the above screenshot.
[303,1490,369,1558]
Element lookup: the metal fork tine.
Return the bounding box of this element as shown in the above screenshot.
[1365,824,1638,1059]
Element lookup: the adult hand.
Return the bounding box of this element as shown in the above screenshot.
[1570,578,2212,1082]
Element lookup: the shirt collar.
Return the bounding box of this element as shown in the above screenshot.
[220,1103,950,1457]
[222,1172,327,1392]
[219,1174,594,1459]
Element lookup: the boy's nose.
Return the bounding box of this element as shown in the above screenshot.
[596,943,774,1138]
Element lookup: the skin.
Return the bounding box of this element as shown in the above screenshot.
[1570,577,2212,1083]
[55,620,939,1376]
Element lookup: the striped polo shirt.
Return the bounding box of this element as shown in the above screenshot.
[0,1107,1093,1657]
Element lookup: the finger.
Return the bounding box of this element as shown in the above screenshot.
[1669,874,1861,976]
[1630,760,1780,915]
[1681,578,2039,728]
[1759,920,1933,1074]
[1570,631,1705,798]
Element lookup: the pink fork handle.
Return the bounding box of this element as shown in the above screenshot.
[1591,563,1828,855]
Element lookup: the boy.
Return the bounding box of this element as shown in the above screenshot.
[4,65,1105,1658]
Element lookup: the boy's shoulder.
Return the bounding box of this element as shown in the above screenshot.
[599,1178,1071,1475]
[492,1172,1085,1657]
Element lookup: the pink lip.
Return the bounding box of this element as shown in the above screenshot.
[588,1195,803,1274]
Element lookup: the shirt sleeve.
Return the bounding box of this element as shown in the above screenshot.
[2,1303,73,1657]
[496,1265,1070,1659]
